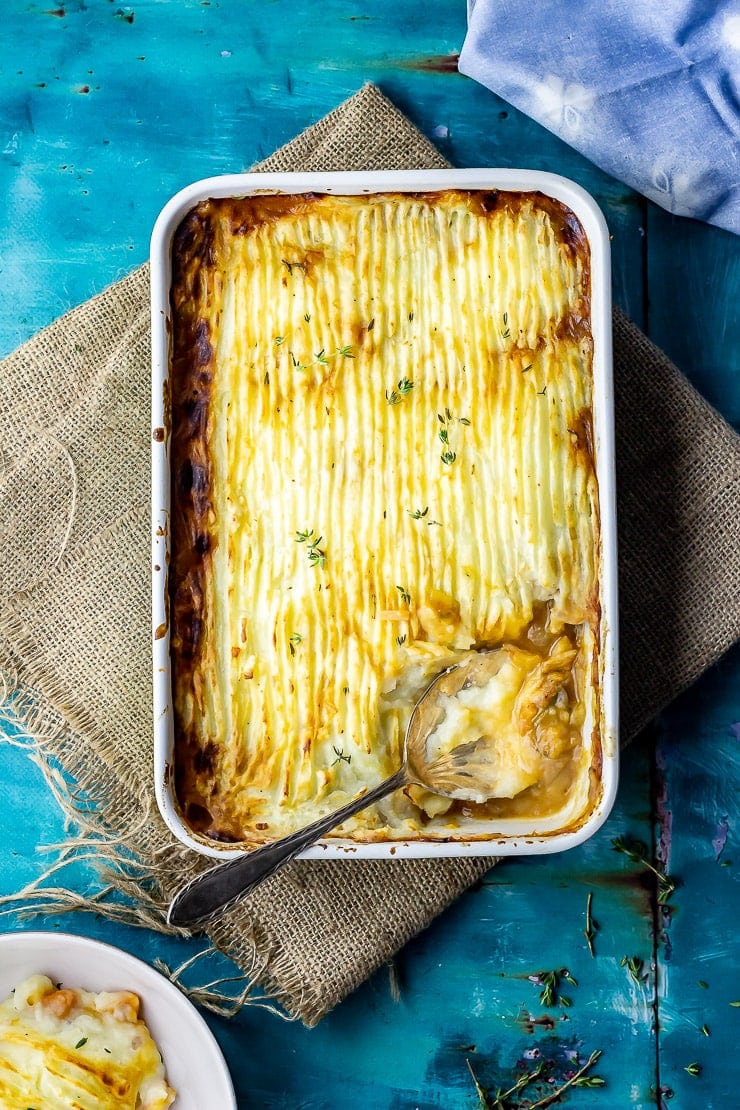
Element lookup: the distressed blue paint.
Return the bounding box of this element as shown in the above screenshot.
[0,2,738,1108]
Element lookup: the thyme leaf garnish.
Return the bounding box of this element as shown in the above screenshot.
[331,746,351,766]
[501,311,510,340]
[396,585,411,606]
[307,544,326,568]
[408,506,429,520]
[386,378,414,405]
[295,529,326,568]
[75,1037,87,1049]
[396,634,406,646]
[288,632,302,656]
[684,1063,702,1077]
[288,346,355,372]
[274,335,285,346]
[437,409,469,466]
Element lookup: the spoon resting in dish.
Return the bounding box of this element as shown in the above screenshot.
[168,640,576,927]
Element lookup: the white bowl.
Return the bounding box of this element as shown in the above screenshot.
[0,930,236,1109]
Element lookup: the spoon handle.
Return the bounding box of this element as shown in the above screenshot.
[168,766,409,927]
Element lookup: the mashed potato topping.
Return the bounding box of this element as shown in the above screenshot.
[169,188,601,845]
[0,974,175,1110]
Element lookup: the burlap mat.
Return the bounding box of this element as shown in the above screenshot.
[0,84,738,1027]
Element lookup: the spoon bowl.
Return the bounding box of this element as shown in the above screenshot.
[168,650,508,927]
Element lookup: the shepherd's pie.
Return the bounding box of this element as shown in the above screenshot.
[168,189,602,845]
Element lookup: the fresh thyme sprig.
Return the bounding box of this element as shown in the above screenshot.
[527,1052,604,1109]
[288,344,355,372]
[396,585,411,606]
[331,746,351,766]
[611,834,678,905]
[467,1057,546,1110]
[295,528,326,568]
[529,967,577,1008]
[501,311,511,340]
[386,377,414,405]
[620,955,649,986]
[584,890,598,957]
[408,506,429,520]
[467,1051,604,1110]
[437,408,470,466]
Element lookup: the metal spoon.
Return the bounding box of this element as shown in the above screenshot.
[168,649,508,927]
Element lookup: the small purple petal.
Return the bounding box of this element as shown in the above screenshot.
[432,124,450,139]
[712,816,729,860]
[731,722,740,741]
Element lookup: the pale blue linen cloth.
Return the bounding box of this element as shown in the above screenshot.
[459,0,740,235]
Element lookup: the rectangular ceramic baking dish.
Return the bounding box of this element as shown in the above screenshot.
[151,168,618,860]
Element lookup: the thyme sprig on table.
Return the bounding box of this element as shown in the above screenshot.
[467,1050,604,1109]
[620,955,649,986]
[611,834,677,905]
[584,891,598,957]
[529,967,577,1008]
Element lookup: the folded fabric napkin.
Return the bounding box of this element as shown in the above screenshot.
[459,0,740,236]
[0,83,739,1027]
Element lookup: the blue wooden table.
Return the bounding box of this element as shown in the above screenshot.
[1,3,738,1107]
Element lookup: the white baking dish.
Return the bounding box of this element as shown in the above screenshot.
[151,169,618,860]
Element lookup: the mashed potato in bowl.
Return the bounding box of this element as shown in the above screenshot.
[0,973,175,1109]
